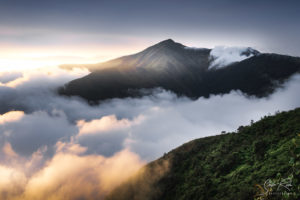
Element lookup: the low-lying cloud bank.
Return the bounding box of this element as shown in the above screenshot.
[0,146,144,200]
[0,67,299,199]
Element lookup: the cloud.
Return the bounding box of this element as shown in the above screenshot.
[0,165,27,199]
[77,115,144,136]
[76,115,145,156]
[0,67,299,199]
[68,75,300,160]
[2,142,18,157]
[0,71,23,83]
[0,111,24,125]
[1,69,300,161]
[21,148,143,200]
[1,110,77,157]
[209,46,258,69]
[0,147,144,200]
[106,159,170,200]
[0,67,89,117]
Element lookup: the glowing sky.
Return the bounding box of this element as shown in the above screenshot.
[1,0,300,70]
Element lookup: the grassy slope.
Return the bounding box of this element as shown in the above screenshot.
[106,108,300,200]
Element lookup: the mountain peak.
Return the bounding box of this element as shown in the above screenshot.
[60,38,300,102]
[159,39,175,44]
[152,39,184,49]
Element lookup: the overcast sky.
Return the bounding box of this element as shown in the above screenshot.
[0,0,300,71]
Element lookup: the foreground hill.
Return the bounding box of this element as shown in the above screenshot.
[59,39,300,102]
[106,108,300,200]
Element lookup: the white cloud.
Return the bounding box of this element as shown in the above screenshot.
[0,148,144,200]
[0,111,24,125]
[0,71,23,83]
[0,68,300,160]
[209,46,258,69]
[77,115,144,136]
[0,67,299,199]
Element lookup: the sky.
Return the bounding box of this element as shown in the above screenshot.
[1,0,300,70]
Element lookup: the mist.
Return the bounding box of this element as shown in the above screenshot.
[0,67,299,199]
[209,46,257,69]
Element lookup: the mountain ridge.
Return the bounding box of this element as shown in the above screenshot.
[59,39,300,102]
[61,39,212,72]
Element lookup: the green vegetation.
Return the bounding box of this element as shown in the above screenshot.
[106,108,300,200]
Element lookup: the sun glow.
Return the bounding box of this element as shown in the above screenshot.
[0,42,146,72]
[0,53,103,72]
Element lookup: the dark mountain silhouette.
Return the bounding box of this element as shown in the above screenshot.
[106,108,300,200]
[59,39,300,102]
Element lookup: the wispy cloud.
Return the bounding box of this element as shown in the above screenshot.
[209,46,258,69]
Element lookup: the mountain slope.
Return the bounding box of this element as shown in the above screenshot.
[59,40,300,102]
[60,39,211,72]
[106,108,300,200]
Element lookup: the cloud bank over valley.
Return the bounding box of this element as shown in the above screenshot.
[0,67,299,199]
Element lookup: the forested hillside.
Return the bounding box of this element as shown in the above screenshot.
[106,108,300,200]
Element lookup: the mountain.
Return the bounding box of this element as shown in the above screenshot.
[60,39,211,72]
[106,108,300,200]
[59,39,300,102]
